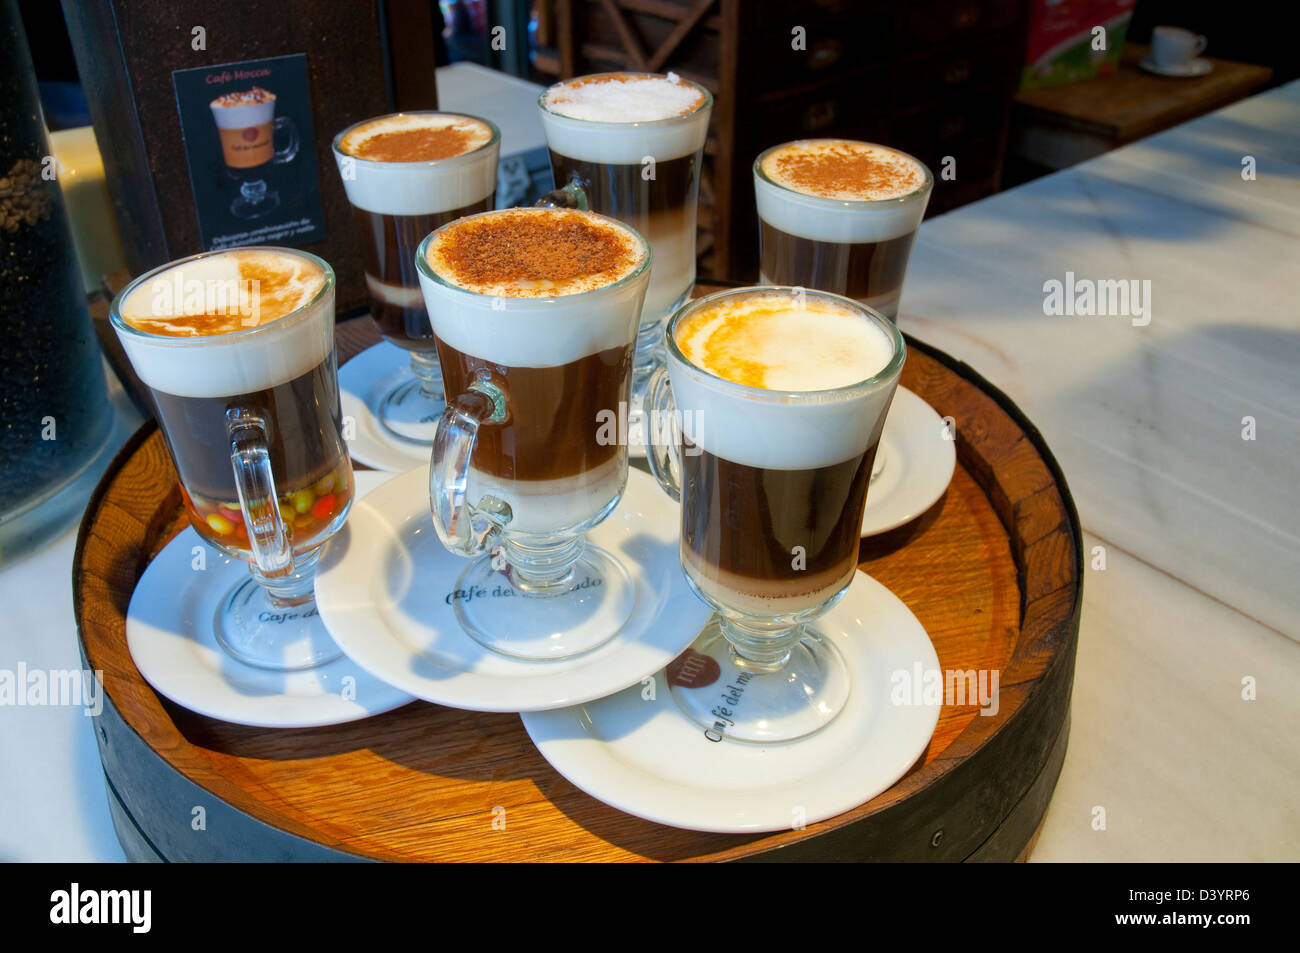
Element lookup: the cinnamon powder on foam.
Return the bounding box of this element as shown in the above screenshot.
[352,124,480,162]
[432,212,640,294]
[124,255,321,337]
[771,144,923,201]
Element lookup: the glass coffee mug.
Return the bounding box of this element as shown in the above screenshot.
[646,287,905,743]
[415,207,652,660]
[110,247,353,670]
[332,111,501,444]
[754,139,932,320]
[210,88,299,219]
[538,72,713,409]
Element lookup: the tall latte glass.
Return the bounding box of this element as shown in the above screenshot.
[333,112,500,443]
[538,72,712,408]
[416,208,651,660]
[110,248,353,671]
[755,140,932,319]
[646,287,904,742]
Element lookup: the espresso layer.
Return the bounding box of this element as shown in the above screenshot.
[426,208,646,297]
[436,335,630,481]
[680,445,875,614]
[759,221,918,311]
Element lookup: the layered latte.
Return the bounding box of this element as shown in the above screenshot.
[755,140,932,318]
[668,289,900,618]
[418,208,651,534]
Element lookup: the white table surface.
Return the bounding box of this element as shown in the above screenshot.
[899,80,1299,861]
[2,77,1295,863]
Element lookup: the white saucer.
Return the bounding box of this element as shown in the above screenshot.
[863,386,956,536]
[339,341,433,472]
[522,570,941,833]
[125,471,416,728]
[313,466,714,712]
[1139,56,1212,78]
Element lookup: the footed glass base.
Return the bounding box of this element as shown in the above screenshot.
[453,542,636,661]
[230,181,280,220]
[215,575,342,671]
[377,351,445,445]
[668,619,850,744]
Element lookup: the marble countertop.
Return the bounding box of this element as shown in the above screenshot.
[900,79,1299,860]
[2,77,1295,863]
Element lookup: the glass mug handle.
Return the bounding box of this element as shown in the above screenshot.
[429,380,513,556]
[644,365,682,502]
[535,173,589,211]
[273,116,299,164]
[227,407,294,576]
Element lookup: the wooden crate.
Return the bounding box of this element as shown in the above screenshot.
[539,0,1030,280]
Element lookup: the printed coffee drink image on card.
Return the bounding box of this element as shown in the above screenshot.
[172,54,325,249]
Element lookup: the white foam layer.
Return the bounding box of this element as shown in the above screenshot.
[666,293,901,469]
[115,252,334,399]
[544,74,705,122]
[333,114,498,216]
[418,264,646,368]
[209,99,274,129]
[467,456,625,535]
[677,296,893,391]
[540,76,711,163]
[754,144,930,244]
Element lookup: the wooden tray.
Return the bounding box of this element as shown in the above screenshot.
[74,305,1082,862]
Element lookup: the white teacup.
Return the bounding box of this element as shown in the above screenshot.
[1152,26,1207,67]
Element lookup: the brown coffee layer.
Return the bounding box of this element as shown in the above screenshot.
[151,355,348,502]
[680,444,875,598]
[436,335,630,481]
[759,221,917,307]
[548,150,698,224]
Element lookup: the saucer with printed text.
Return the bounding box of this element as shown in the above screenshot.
[863,386,956,536]
[125,470,415,728]
[522,570,940,833]
[313,465,713,712]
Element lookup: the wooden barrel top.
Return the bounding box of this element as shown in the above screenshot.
[74,289,1082,862]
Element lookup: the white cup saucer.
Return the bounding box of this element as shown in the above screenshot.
[1139,56,1212,78]
[313,466,714,712]
[339,341,434,473]
[863,386,957,536]
[522,570,941,833]
[124,470,416,728]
